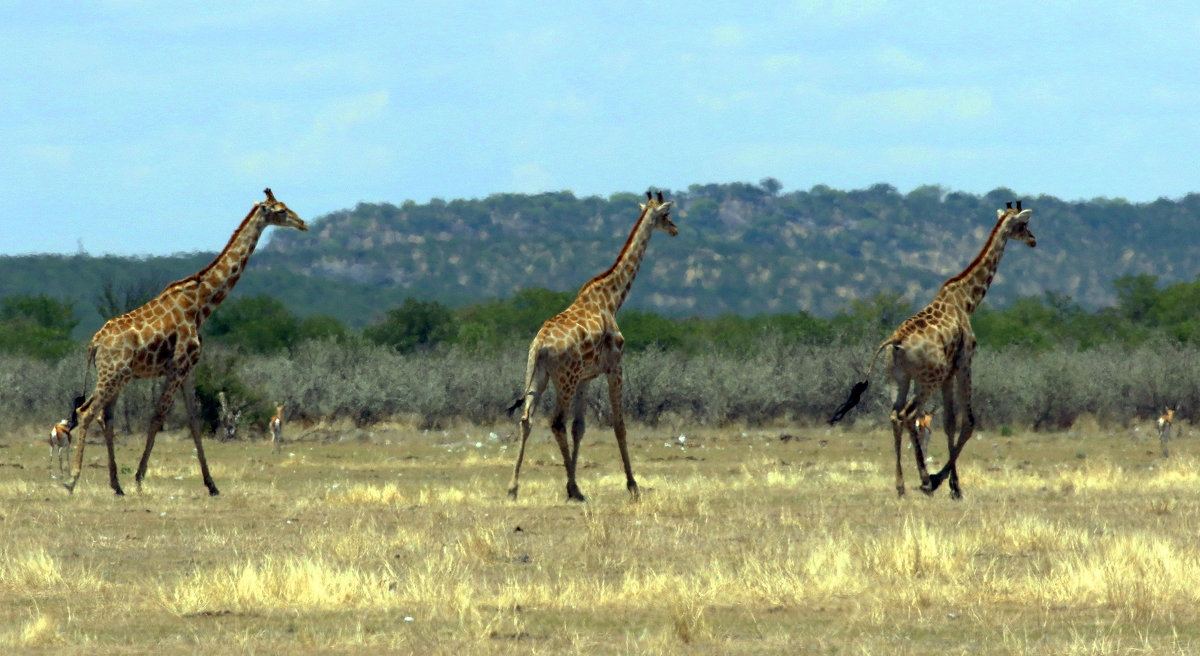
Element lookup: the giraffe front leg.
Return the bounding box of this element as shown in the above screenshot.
[569,386,587,479]
[927,380,957,495]
[606,370,637,500]
[183,375,219,496]
[932,368,973,499]
[552,404,585,502]
[136,375,184,492]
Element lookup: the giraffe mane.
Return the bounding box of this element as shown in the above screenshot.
[159,204,261,294]
[939,209,1014,289]
[580,201,654,291]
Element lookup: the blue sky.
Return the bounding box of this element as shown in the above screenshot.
[3,1,1199,256]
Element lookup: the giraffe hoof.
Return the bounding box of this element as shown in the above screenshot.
[208,487,220,497]
[919,483,935,496]
[566,482,586,502]
[927,472,945,492]
[507,487,519,501]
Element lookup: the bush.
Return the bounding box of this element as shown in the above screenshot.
[5,337,1200,435]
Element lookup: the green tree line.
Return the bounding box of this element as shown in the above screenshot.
[5,272,1200,362]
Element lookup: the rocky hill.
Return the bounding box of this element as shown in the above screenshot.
[255,182,1197,317]
[3,182,1198,332]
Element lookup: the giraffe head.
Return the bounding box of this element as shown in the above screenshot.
[997,200,1035,248]
[258,188,308,232]
[639,190,678,236]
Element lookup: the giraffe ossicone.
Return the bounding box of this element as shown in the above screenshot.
[507,190,678,502]
[64,189,307,496]
[829,202,1036,499]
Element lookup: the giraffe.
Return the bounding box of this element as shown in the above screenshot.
[1156,407,1175,457]
[828,201,1036,498]
[270,403,284,452]
[64,189,307,496]
[507,191,678,502]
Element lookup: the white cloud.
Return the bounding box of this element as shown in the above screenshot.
[313,91,390,135]
[837,87,993,124]
[21,144,73,168]
[710,24,745,48]
[511,162,552,193]
[789,0,889,26]
[874,47,926,76]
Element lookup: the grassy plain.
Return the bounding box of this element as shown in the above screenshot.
[0,419,1198,655]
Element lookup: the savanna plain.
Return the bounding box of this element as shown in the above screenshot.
[1,418,1198,655]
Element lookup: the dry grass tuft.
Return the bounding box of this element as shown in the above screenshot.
[0,612,63,648]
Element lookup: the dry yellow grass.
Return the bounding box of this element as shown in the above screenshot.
[0,422,1197,654]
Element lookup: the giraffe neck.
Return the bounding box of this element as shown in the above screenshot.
[937,215,1012,315]
[194,208,267,322]
[581,205,656,315]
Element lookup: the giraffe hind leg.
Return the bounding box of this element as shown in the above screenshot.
[64,393,113,494]
[889,377,913,497]
[508,405,533,500]
[890,412,906,497]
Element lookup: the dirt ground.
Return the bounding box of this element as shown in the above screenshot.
[0,419,1197,654]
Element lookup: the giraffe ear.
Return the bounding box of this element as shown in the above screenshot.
[638,202,647,211]
[997,209,1005,219]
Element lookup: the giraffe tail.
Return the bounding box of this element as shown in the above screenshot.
[827,339,894,425]
[71,341,99,427]
[828,380,869,425]
[507,346,548,418]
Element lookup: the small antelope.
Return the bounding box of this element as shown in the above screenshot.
[50,395,85,480]
[1157,407,1175,457]
[914,413,933,461]
[270,404,284,452]
[49,420,72,479]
